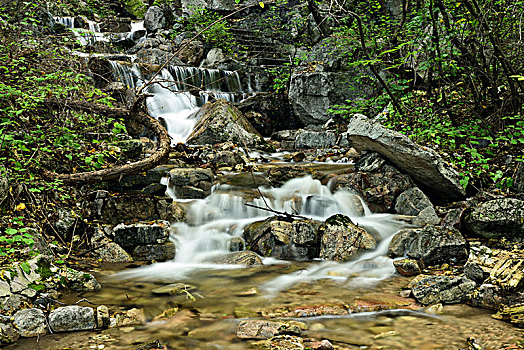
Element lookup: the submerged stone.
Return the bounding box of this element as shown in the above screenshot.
[411,275,476,305]
[236,320,306,339]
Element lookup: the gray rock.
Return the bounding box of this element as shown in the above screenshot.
[486,257,524,291]
[388,225,468,266]
[0,280,11,298]
[201,48,225,67]
[169,168,214,199]
[227,237,245,252]
[13,308,47,337]
[295,130,337,149]
[49,306,95,332]
[96,305,110,329]
[332,165,412,213]
[144,6,166,33]
[464,198,524,241]
[113,221,171,247]
[346,115,466,201]
[0,320,19,345]
[320,214,376,262]
[52,208,77,238]
[100,17,132,32]
[91,227,133,263]
[187,99,264,147]
[61,268,101,292]
[108,165,170,192]
[289,71,376,125]
[0,176,8,208]
[411,275,476,304]
[515,163,524,193]
[412,206,440,226]
[209,251,264,266]
[394,187,434,216]
[467,283,524,310]
[354,152,386,172]
[181,0,234,16]
[131,241,176,261]
[177,39,205,66]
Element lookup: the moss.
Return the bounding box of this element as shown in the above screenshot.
[325,214,354,226]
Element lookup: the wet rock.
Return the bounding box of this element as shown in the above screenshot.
[467,283,524,310]
[96,305,110,329]
[244,217,321,260]
[107,165,170,193]
[131,241,175,261]
[463,243,499,284]
[393,258,421,277]
[48,306,95,332]
[263,304,348,318]
[295,130,337,149]
[187,99,264,147]
[52,208,77,239]
[156,199,186,222]
[227,237,245,252]
[354,152,386,172]
[388,226,468,266]
[492,304,524,327]
[268,166,318,187]
[352,293,420,312]
[153,307,180,321]
[151,283,197,296]
[441,207,465,229]
[309,339,334,350]
[60,268,101,292]
[144,6,165,33]
[169,168,214,199]
[236,320,306,339]
[394,187,434,216]
[0,320,19,345]
[113,221,170,248]
[346,115,465,201]
[289,71,376,125]
[515,164,524,193]
[110,308,146,327]
[270,335,305,350]
[177,39,205,66]
[13,308,47,337]
[411,275,476,305]
[332,165,412,213]
[319,214,376,262]
[464,198,524,241]
[208,251,263,266]
[487,258,524,291]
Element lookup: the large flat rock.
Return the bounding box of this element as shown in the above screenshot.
[346,115,465,201]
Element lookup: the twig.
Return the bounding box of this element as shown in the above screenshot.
[244,202,310,220]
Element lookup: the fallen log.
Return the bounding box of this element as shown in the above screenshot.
[43,98,171,185]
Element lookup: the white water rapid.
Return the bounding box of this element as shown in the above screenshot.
[115,176,407,295]
[109,62,248,144]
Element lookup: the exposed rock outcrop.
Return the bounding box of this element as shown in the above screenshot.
[346,115,465,201]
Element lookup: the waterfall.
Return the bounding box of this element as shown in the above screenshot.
[108,62,249,144]
[115,176,406,294]
[54,16,103,46]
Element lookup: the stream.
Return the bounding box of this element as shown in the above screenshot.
[14,18,522,350]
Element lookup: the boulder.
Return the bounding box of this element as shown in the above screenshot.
[131,241,176,261]
[96,305,110,329]
[388,226,468,266]
[463,243,500,284]
[289,71,376,125]
[487,258,524,291]
[492,304,524,327]
[177,39,205,66]
[412,206,440,226]
[169,168,214,199]
[100,17,132,32]
[110,308,146,328]
[243,217,321,260]
[346,115,466,201]
[113,221,170,248]
[411,275,476,304]
[48,306,95,332]
[187,99,264,147]
[394,187,434,216]
[144,6,166,33]
[13,308,47,337]
[90,226,133,263]
[464,198,524,241]
[332,165,412,213]
[295,130,337,149]
[319,214,376,262]
[201,48,225,67]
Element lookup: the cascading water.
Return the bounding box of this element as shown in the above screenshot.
[109,61,248,144]
[115,176,407,295]
[54,16,104,46]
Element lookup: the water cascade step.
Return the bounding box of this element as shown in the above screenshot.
[109,61,251,143]
[115,176,406,294]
